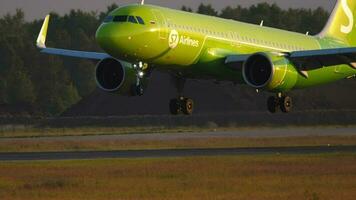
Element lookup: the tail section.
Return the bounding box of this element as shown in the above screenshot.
[319,0,356,46]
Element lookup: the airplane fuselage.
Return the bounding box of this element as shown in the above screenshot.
[96,4,355,90]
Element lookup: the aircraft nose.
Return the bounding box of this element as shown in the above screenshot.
[96,23,136,59]
[96,24,117,52]
[96,19,157,61]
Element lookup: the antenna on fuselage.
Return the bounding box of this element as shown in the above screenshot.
[141,0,145,5]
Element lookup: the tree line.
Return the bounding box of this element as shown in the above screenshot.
[0,3,331,116]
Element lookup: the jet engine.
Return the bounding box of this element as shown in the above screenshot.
[242,53,299,92]
[95,58,143,96]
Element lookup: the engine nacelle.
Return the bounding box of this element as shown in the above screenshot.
[95,58,139,96]
[242,53,299,92]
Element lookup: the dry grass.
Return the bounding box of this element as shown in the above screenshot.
[0,125,353,139]
[0,154,355,200]
[0,135,356,152]
[0,126,203,138]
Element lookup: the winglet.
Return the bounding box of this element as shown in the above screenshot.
[36,15,50,49]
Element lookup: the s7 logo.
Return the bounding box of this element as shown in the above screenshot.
[341,0,354,34]
[168,30,180,49]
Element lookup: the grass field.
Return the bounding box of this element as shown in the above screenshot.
[0,154,355,200]
[0,126,355,199]
[0,126,203,138]
[0,125,354,138]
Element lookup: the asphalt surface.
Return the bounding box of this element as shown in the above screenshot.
[1,126,355,161]
[0,145,355,161]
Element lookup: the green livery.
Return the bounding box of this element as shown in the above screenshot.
[37,0,356,114]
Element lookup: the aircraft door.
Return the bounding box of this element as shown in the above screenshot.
[152,10,168,40]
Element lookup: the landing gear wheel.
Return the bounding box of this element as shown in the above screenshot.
[169,97,194,115]
[169,99,181,115]
[267,94,293,113]
[182,98,194,115]
[267,96,278,113]
[280,96,292,113]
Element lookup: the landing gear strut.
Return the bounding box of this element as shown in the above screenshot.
[131,84,144,96]
[267,93,293,113]
[169,77,194,115]
[131,62,148,96]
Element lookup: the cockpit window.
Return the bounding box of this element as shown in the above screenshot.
[136,16,145,25]
[103,16,114,23]
[128,16,138,24]
[109,15,145,25]
[113,15,128,22]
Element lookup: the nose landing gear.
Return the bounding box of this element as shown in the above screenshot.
[131,84,145,96]
[267,93,293,113]
[131,62,148,96]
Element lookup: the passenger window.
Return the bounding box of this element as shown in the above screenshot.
[103,16,114,23]
[136,16,145,25]
[113,16,128,22]
[128,16,138,24]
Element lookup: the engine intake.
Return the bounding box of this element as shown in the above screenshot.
[96,58,125,92]
[242,53,299,92]
[95,58,141,96]
[243,53,273,88]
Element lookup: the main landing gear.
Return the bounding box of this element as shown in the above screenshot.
[267,93,293,113]
[169,77,194,115]
[169,97,194,115]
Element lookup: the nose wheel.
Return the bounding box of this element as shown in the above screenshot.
[267,94,293,113]
[170,97,194,115]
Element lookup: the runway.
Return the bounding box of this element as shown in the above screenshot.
[1,145,355,161]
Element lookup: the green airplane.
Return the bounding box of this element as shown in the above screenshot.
[36,0,356,115]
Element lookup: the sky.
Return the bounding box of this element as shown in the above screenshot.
[0,0,336,21]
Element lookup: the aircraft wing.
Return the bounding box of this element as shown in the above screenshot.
[36,15,109,60]
[224,54,250,70]
[287,47,356,70]
[225,47,356,71]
